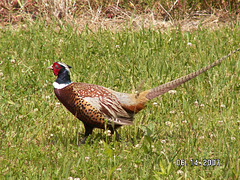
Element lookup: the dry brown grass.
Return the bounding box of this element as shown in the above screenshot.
[0,0,239,32]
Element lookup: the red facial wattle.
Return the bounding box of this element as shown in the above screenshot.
[52,62,61,76]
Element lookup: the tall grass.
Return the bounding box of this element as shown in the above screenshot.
[0,20,240,179]
[1,0,239,25]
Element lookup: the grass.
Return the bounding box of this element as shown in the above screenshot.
[0,19,240,179]
[1,0,239,31]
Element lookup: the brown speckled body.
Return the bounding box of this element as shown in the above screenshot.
[54,82,131,132]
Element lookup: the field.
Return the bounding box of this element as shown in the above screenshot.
[0,17,240,179]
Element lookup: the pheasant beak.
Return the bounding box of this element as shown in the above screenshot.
[47,65,53,70]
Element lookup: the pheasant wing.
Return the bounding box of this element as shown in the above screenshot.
[73,83,133,126]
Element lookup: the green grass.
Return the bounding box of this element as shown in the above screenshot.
[0,20,240,179]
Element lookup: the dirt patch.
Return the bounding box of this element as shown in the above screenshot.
[70,12,238,32]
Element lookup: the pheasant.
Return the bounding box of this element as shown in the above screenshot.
[48,48,240,143]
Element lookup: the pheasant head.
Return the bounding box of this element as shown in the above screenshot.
[48,62,72,89]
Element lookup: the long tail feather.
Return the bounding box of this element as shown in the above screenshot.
[144,47,240,100]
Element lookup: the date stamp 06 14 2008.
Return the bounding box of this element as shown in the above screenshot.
[176,159,221,167]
